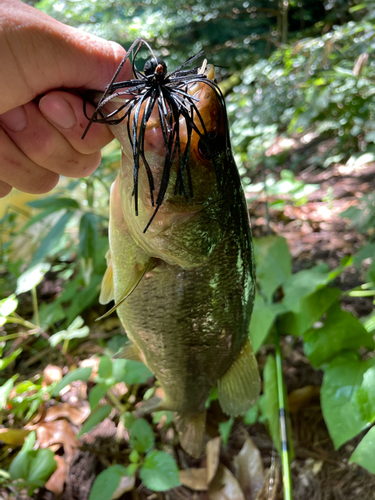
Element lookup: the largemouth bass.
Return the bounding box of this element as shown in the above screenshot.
[86,39,260,457]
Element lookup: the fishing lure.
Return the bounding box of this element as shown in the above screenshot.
[82,37,229,232]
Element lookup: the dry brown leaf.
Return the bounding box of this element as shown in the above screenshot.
[208,464,245,500]
[112,474,136,499]
[180,468,208,491]
[206,436,221,485]
[44,403,90,425]
[288,385,320,413]
[233,436,264,500]
[45,455,67,496]
[36,420,77,461]
[80,358,100,380]
[43,365,63,386]
[0,428,30,446]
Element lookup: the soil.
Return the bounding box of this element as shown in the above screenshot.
[1,137,375,500]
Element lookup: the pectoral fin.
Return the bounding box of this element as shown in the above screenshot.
[114,341,143,362]
[99,250,114,305]
[96,258,156,321]
[217,338,260,417]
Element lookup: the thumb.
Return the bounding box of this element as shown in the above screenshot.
[0,0,131,113]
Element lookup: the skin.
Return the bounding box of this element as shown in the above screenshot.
[0,0,132,198]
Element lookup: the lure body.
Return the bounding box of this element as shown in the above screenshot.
[98,56,259,456]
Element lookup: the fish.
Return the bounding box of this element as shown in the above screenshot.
[85,39,260,457]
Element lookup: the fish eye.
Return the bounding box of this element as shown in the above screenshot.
[198,132,219,159]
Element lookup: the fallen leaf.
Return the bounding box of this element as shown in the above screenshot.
[36,420,77,461]
[45,455,67,496]
[233,436,264,500]
[112,474,136,499]
[206,436,221,485]
[0,428,30,446]
[288,385,320,413]
[44,403,90,425]
[208,464,245,500]
[80,358,100,380]
[179,468,208,491]
[43,365,63,386]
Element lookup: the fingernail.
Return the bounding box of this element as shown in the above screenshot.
[0,106,27,132]
[39,95,76,130]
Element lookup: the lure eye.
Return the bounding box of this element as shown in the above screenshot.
[198,132,219,159]
[144,57,167,77]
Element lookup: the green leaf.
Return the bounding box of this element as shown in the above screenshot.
[249,294,287,352]
[79,213,97,261]
[282,264,332,314]
[349,427,375,473]
[9,431,36,480]
[254,236,291,301]
[278,286,340,336]
[129,418,155,453]
[27,448,56,484]
[303,303,375,367]
[77,405,112,438]
[112,359,153,385]
[140,451,180,492]
[0,294,18,316]
[0,348,22,371]
[321,353,375,449]
[27,196,79,210]
[0,379,14,409]
[259,355,281,454]
[98,356,113,379]
[219,417,234,446]
[31,211,74,264]
[48,316,90,347]
[89,383,109,411]
[152,411,174,428]
[52,367,92,396]
[89,465,130,500]
[16,263,51,295]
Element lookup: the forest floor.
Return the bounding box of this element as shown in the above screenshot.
[1,136,375,500]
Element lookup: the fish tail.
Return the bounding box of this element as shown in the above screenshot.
[175,411,206,458]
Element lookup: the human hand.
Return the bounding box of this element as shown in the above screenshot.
[0,0,132,197]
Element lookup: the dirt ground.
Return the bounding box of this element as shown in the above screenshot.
[1,137,375,500]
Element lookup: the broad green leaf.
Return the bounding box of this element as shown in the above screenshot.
[243,403,259,425]
[140,451,180,491]
[321,353,375,449]
[303,303,375,367]
[258,355,281,454]
[31,211,74,264]
[98,356,113,379]
[9,431,36,480]
[79,213,97,261]
[27,448,56,484]
[129,418,155,453]
[254,236,291,301]
[89,383,109,411]
[77,404,112,438]
[349,427,375,474]
[282,264,332,313]
[122,411,136,429]
[89,465,130,500]
[27,196,79,210]
[112,359,153,386]
[16,263,51,295]
[249,294,287,352]
[0,379,14,409]
[52,367,92,396]
[0,348,22,371]
[152,411,174,428]
[278,286,340,337]
[0,294,18,316]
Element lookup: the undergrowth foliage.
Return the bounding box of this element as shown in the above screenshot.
[1,0,375,498]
